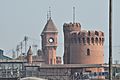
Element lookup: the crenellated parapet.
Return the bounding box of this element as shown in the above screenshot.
[70,30,104,45]
[63,22,81,32]
[63,22,105,66]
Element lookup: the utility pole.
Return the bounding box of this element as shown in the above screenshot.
[109,0,112,80]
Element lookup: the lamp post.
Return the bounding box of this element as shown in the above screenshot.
[109,0,112,80]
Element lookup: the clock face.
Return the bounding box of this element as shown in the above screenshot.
[48,37,54,43]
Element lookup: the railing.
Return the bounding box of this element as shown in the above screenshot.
[0,69,25,78]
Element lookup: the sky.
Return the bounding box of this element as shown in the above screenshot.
[0,0,120,63]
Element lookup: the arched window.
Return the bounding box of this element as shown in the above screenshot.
[102,38,104,45]
[91,37,94,44]
[50,59,52,64]
[102,38,104,42]
[87,49,90,56]
[87,37,90,44]
[82,37,85,44]
[102,32,104,36]
[95,31,99,36]
[88,31,90,36]
[99,38,102,44]
[95,37,98,44]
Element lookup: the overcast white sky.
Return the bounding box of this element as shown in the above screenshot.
[0,0,120,63]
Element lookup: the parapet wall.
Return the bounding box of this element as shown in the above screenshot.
[63,22,105,66]
[70,30,104,45]
[69,30,105,64]
[63,22,81,32]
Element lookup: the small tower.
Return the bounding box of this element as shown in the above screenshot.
[27,46,33,64]
[63,23,81,64]
[41,18,58,64]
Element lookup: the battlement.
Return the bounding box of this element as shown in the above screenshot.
[70,30,104,45]
[63,22,105,65]
[70,30,104,36]
[63,22,81,32]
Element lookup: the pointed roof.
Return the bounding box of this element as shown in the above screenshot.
[41,18,58,35]
[27,46,32,55]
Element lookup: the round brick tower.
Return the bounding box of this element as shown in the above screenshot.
[63,22,105,73]
[63,22,81,64]
[69,30,104,64]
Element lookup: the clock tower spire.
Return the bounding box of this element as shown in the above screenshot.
[41,17,58,64]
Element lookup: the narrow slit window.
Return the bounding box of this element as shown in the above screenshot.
[91,37,94,44]
[87,49,90,56]
[87,37,90,44]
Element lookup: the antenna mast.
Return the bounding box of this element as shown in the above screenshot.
[49,6,51,19]
[24,36,28,55]
[73,7,75,23]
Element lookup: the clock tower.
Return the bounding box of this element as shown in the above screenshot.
[41,18,58,64]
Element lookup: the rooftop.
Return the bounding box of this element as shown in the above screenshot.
[41,18,58,35]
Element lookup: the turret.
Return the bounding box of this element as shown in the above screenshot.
[63,22,81,64]
[41,18,58,64]
[63,22,81,32]
[27,46,33,64]
[70,30,104,45]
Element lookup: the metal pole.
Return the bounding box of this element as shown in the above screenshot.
[24,36,28,55]
[109,0,112,80]
[73,7,75,23]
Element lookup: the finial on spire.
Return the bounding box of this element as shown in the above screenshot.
[46,7,52,21]
[49,6,51,18]
[73,6,75,23]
